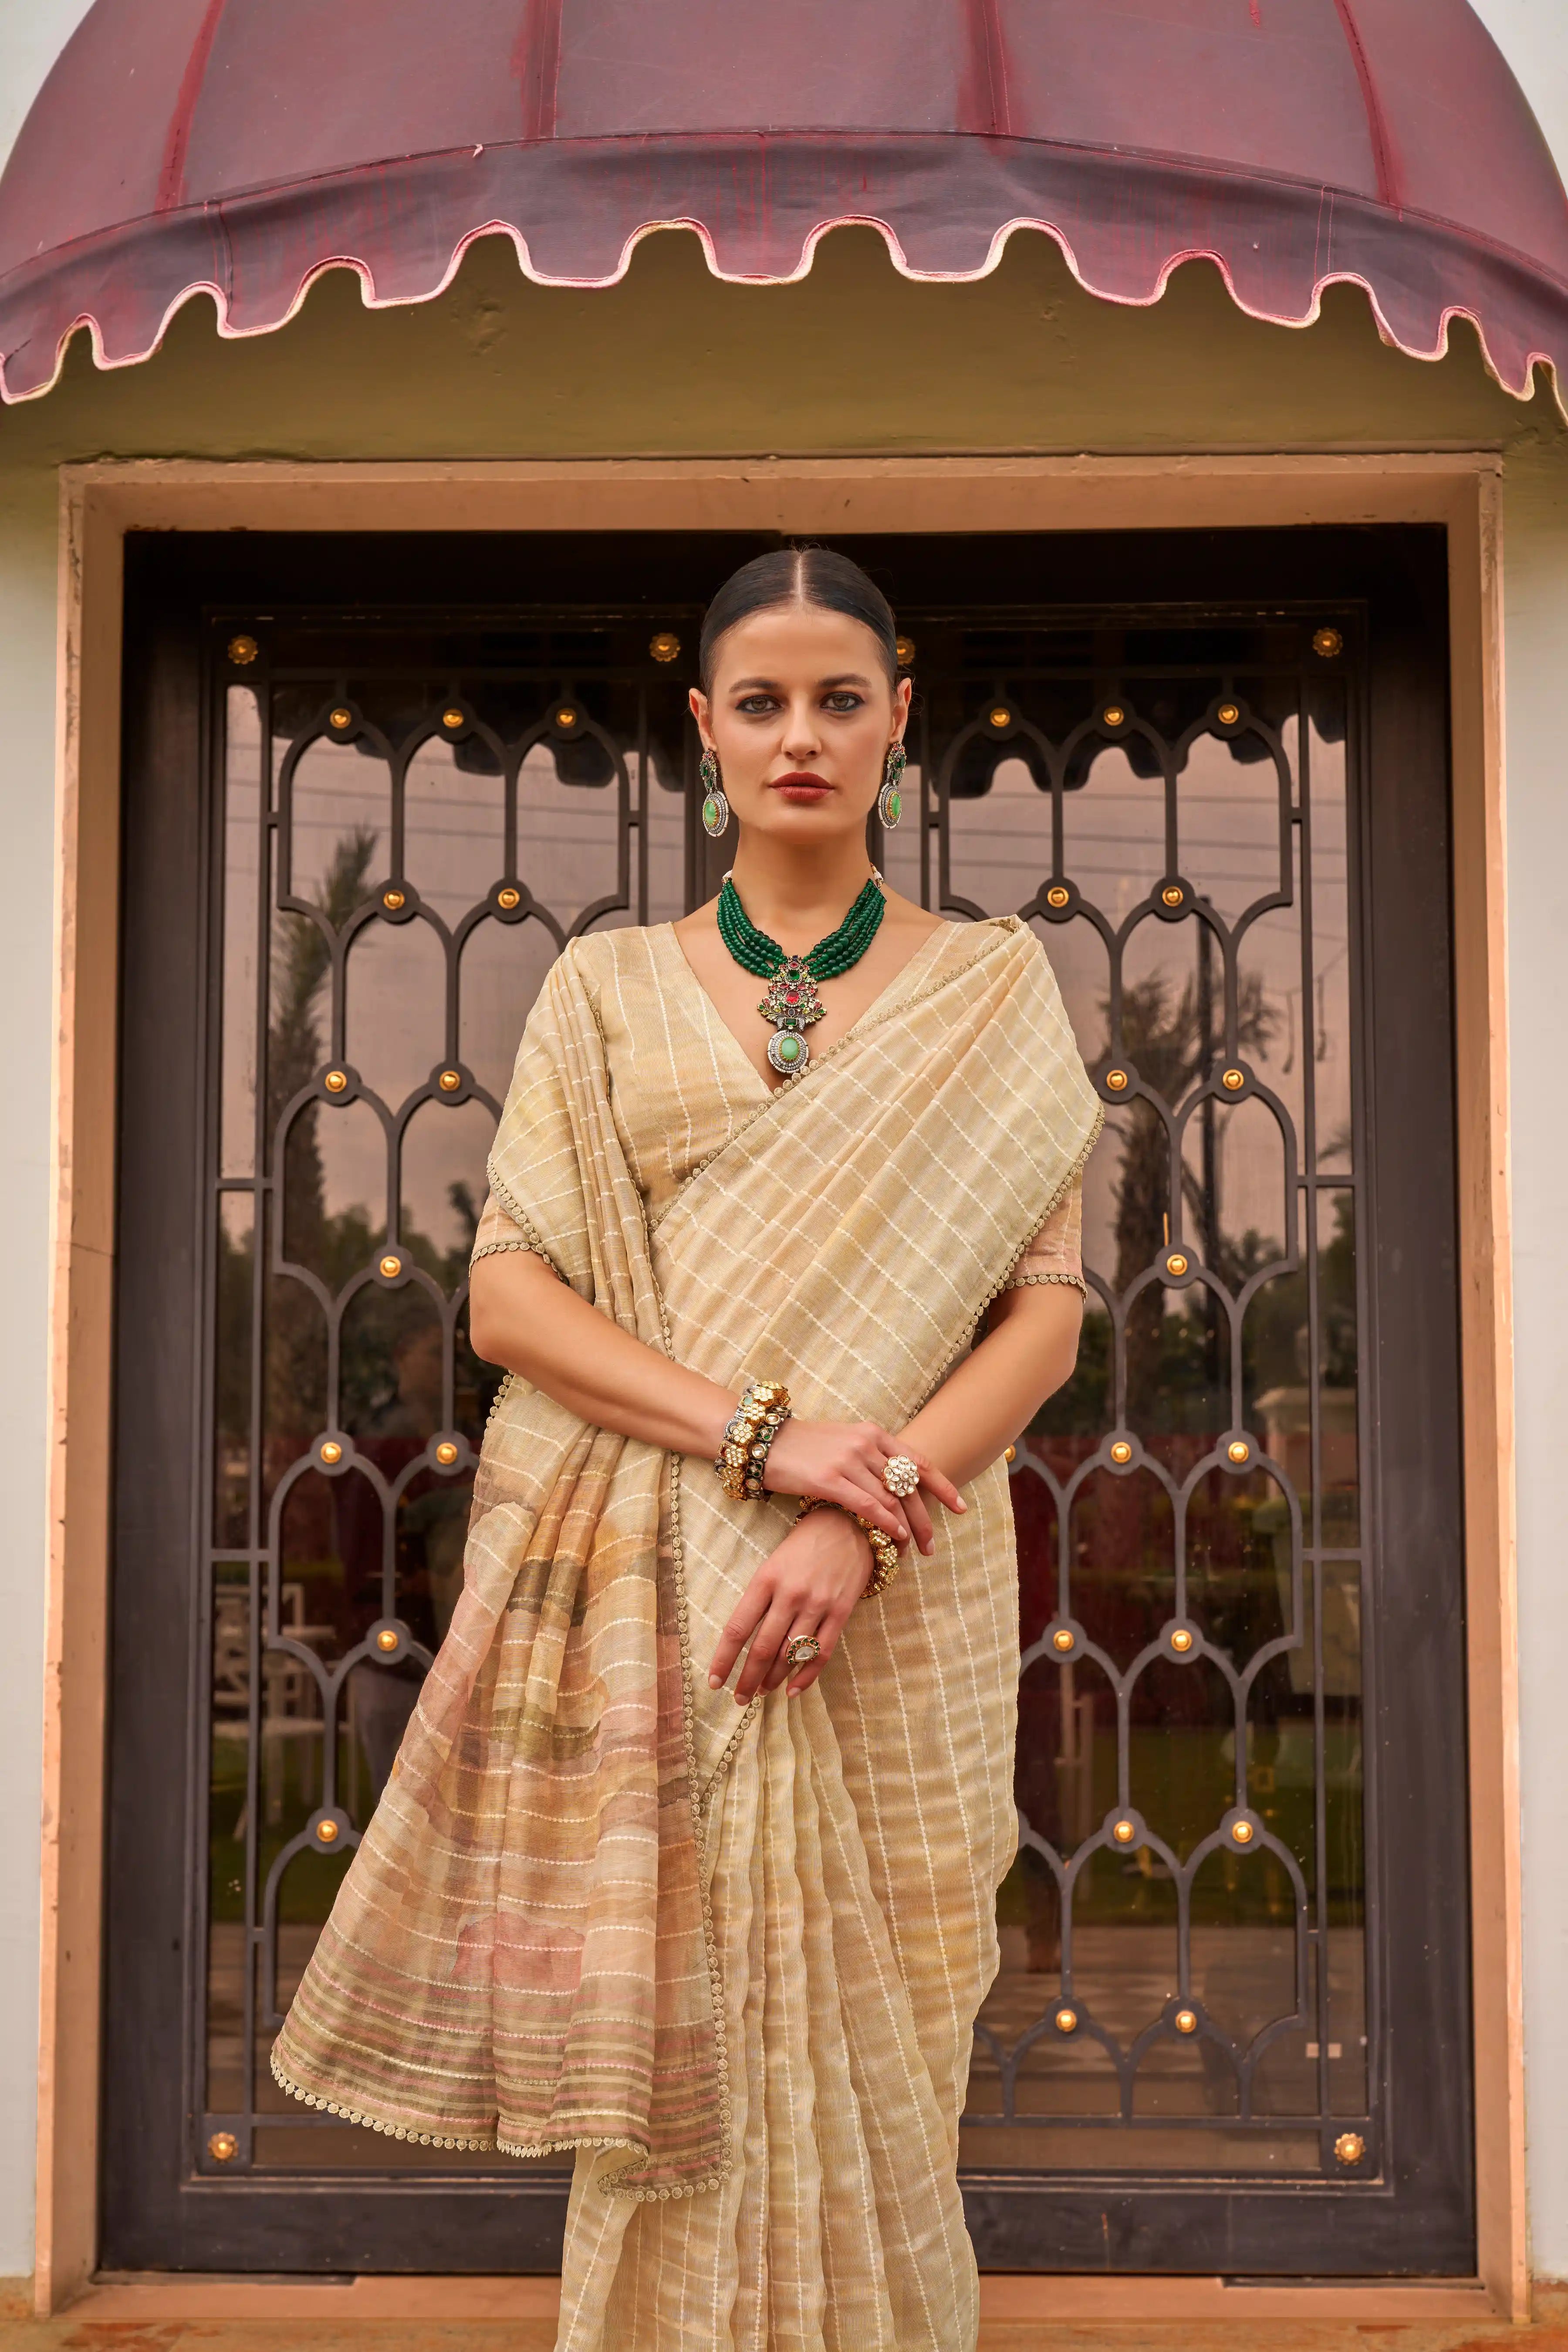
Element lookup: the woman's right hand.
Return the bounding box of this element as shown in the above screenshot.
[761,1419,964,1556]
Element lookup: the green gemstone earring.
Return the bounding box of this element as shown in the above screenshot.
[700,747,730,839]
[878,740,907,830]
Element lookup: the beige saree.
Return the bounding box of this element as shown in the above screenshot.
[274,914,1099,2350]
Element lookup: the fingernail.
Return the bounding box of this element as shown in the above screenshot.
[787,1684,801,1698]
[708,1673,721,1687]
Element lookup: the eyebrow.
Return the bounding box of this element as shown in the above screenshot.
[728,672,874,690]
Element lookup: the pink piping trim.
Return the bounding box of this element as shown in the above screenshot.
[4,206,1561,418]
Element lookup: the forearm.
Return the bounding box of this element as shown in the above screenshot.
[898,1284,1082,1489]
[469,1250,736,1457]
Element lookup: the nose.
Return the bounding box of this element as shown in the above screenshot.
[779,693,824,761]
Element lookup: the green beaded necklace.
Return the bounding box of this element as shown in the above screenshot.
[717,870,885,1075]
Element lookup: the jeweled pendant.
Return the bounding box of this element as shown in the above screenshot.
[767,1029,810,1075]
[758,957,826,1031]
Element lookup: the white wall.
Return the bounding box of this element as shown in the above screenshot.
[0,0,93,180]
[1498,455,1568,2284]
[0,480,59,2283]
[0,20,90,2286]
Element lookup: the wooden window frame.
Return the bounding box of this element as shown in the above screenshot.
[41,453,1518,2328]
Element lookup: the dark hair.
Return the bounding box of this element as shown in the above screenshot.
[698,547,899,693]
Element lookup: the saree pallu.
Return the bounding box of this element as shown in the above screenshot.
[274,915,1101,2350]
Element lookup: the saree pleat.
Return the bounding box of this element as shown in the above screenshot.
[274,916,1100,2349]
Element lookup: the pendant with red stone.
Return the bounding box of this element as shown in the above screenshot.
[758,956,824,1075]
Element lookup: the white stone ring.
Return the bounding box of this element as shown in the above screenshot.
[784,1635,821,1670]
[881,1455,921,1499]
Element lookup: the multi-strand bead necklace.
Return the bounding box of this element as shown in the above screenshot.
[716,870,885,1075]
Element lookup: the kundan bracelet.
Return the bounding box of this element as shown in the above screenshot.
[716,1378,791,1501]
[796,1497,902,1599]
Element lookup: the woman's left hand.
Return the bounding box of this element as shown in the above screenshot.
[707,1508,879,1703]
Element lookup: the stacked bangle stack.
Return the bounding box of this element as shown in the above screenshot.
[716,1378,791,1501]
[796,1497,902,1599]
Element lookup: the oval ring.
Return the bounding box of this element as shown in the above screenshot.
[784,1635,821,1670]
[881,1454,920,1499]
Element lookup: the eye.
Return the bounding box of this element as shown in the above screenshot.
[735,693,777,716]
[823,691,864,713]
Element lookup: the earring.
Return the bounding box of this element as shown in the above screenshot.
[878,741,907,830]
[700,747,730,839]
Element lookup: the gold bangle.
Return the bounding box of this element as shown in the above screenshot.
[716,1378,791,1501]
[796,1497,902,1600]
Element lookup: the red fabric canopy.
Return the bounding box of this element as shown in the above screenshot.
[2,0,1566,406]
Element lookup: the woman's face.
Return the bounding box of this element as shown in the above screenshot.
[690,602,911,848]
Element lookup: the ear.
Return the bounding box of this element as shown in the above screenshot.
[892,675,912,739]
[689,684,713,746]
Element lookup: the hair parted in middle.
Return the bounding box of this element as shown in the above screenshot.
[698,547,900,693]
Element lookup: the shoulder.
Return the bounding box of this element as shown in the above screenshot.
[925,912,1041,972]
[551,923,672,994]
[938,915,1073,1018]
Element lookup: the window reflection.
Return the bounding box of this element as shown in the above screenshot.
[954,645,1367,2175]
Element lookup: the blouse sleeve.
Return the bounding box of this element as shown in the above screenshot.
[470,1188,557,1274]
[1003,1174,1087,1298]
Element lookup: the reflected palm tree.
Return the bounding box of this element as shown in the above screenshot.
[1111,963,1277,1422]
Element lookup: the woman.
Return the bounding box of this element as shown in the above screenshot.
[274,549,1101,2350]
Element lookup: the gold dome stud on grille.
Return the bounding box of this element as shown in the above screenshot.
[1004,1443,1017,1465]
[1232,1820,1255,1845]
[1166,1252,1189,1278]
[379,1254,402,1280]
[1334,2131,1365,2166]
[1052,1628,1075,1654]
[438,1069,462,1092]
[207,2130,239,2162]
[1161,884,1185,908]
[1112,1818,1136,1845]
[1046,885,1071,909]
[319,1440,342,1466]
[330,707,352,730]
[1105,1069,1129,1092]
[556,706,578,729]
[1102,705,1125,728]
[1217,703,1241,727]
[497,886,520,910]
[895,636,916,667]
[442,707,464,731]
[376,1628,399,1653]
[1170,1627,1193,1654]
[1110,1440,1133,1465]
[649,632,682,663]
[1054,2007,1077,2034]
[1174,2009,1198,2035]
[382,887,406,912]
[435,1440,459,1467]
[1227,1439,1250,1464]
[227,635,258,667]
[324,1069,348,1094]
[988,705,1012,729]
[316,1819,340,1845]
[1314,627,1344,660]
[1222,1068,1245,1091]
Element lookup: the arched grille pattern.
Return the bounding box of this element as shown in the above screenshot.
[200,606,1372,2186]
